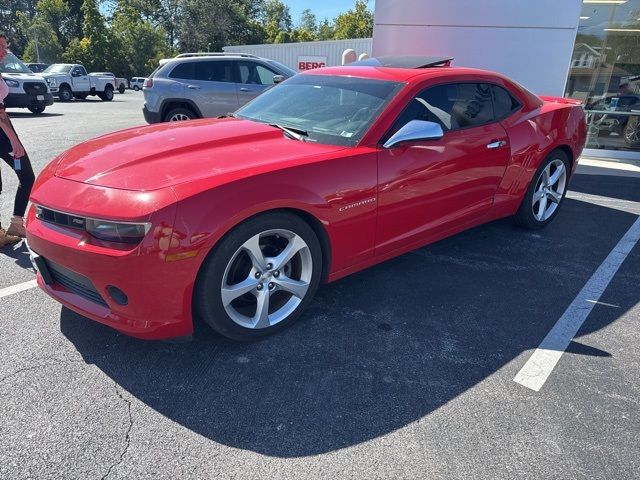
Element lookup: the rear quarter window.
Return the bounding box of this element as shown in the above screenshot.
[168,62,195,80]
[492,85,521,119]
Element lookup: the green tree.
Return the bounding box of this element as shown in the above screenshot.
[317,18,335,41]
[292,8,317,42]
[0,0,38,57]
[333,0,373,40]
[62,0,111,71]
[262,0,292,43]
[109,4,169,76]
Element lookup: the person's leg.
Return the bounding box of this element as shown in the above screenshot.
[1,151,35,237]
[0,152,21,246]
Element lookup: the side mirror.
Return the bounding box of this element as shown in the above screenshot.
[383,120,444,149]
[273,75,285,84]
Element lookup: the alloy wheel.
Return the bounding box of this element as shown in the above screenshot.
[531,158,567,222]
[221,229,313,330]
[170,113,191,121]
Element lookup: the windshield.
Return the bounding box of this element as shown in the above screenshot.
[44,64,73,74]
[236,74,403,147]
[0,52,32,74]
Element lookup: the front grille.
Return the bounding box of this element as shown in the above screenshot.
[38,207,86,230]
[23,82,48,95]
[45,258,108,308]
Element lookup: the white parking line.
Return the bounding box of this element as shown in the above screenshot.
[514,215,640,391]
[0,280,38,299]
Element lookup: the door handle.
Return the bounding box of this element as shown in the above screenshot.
[187,85,200,90]
[239,87,250,92]
[487,140,507,149]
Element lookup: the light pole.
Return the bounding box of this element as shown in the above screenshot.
[207,43,211,53]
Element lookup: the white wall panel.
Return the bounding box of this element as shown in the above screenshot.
[373,0,582,95]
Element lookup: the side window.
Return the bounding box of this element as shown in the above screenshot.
[73,67,85,76]
[78,66,87,76]
[388,82,495,137]
[169,62,195,80]
[194,61,235,82]
[238,62,278,85]
[256,64,279,84]
[492,85,521,119]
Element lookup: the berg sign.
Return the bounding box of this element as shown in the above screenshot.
[298,56,327,71]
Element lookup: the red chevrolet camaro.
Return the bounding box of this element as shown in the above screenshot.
[26,57,586,341]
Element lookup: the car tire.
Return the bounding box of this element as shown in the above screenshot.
[100,86,114,102]
[623,116,640,147]
[164,107,196,122]
[28,106,45,114]
[194,212,323,341]
[133,86,140,91]
[58,86,72,102]
[118,84,125,94]
[513,150,570,230]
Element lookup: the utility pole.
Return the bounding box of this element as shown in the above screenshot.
[35,33,41,62]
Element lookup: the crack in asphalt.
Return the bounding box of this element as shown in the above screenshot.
[0,356,86,384]
[100,384,134,480]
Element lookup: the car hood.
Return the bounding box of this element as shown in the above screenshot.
[53,118,345,191]
[2,72,46,81]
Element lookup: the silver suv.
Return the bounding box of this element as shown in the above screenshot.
[142,53,296,123]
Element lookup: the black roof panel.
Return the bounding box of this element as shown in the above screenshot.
[350,56,454,69]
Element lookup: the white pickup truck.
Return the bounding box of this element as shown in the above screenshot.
[41,64,115,102]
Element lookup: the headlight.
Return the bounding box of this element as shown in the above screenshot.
[46,78,57,87]
[85,219,151,244]
[4,79,19,88]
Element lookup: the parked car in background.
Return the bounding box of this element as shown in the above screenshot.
[90,71,127,94]
[1,52,53,114]
[142,53,296,123]
[25,62,50,73]
[130,77,145,91]
[585,94,640,148]
[42,64,115,101]
[26,56,586,341]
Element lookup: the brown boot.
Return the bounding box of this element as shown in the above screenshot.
[6,216,26,238]
[0,227,20,247]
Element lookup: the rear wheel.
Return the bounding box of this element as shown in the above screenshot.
[194,212,322,341]
[99,86,114,101]
[28,106,45,114]
[118,84,125,94]
[133,85,140,91]
[513,150,570,230]
[164,107,195,122]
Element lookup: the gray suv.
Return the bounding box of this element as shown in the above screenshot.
[142,53,296,123]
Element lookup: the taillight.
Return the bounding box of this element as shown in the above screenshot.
[143,78,153,88]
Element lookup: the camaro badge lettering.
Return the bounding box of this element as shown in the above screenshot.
[339,197,376,212]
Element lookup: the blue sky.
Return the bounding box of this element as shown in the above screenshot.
[286,0,375,24]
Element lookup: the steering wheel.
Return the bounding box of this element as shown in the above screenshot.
[348,107,369,123]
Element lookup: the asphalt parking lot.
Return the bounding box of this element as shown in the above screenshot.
[1,94,639,479]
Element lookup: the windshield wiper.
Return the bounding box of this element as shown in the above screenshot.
[268,123,308,142]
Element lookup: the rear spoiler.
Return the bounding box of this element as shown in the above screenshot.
[539,96,583,106]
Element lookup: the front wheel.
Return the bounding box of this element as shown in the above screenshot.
[194,212,323,341]
[623,116,640,147]
[28,106,45,114]
[58,86,72,102]
[513,150,570,230]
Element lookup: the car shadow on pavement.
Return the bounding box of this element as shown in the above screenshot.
[60,176,639,458]
[1,241,34,270]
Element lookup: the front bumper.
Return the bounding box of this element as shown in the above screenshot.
[5,92,54,109]
[25,178,200,340]
[143,105,162,124]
